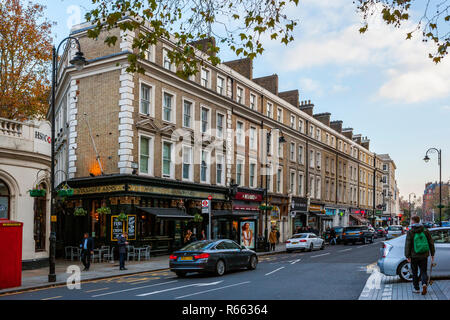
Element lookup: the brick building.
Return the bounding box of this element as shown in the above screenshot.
[50,18,393,254]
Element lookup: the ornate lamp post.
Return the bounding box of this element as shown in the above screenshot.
[49,37,88,282]
[424,148,442,226]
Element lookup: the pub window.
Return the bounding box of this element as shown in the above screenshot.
[201,107,210,133]
[33,183,47,252]
[216,154,224,185]
[163,92,174,123]
[201,150,210,183]
[140,83,152,115]
[182,146,193,181]
[216,113,224,139]
[183,100,193,128]
[0,180,10,219]
[162,141,173,178]
[139,136,153,175]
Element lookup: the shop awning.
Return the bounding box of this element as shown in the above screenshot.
[349,214,369,224]
[137,207,194,219]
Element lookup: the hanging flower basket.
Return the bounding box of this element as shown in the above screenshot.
[29,187,46,198]
[96,206,111,215]
[193,213,203,223]
[74,207,88,216]
[57,183,74,197]
[118,212,127,221]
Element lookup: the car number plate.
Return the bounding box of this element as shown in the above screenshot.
[180,256,193,261]
[292,242,299,244]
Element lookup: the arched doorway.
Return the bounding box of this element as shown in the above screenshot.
[0,179,10,219]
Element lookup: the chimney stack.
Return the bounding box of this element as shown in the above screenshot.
[330,120,343,133]
[253,74,278,95]
[299,100,314,116]
[223,58,253,79]
[313,112,331,127]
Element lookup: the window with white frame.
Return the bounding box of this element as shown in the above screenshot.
[162,141,173,178]
[201,150,210,183]
[316,152,321,168]
[331,158,335,173]
[139,135,153,175]
[236,86,244,104]
[236,121,244,146]
[182,99,193,128]
[216,153,224,185]
[249,161,257,188]
[310,125,314,137]
[325,180,329,200]
[217,76,225,95]
[267,102,273,118]
[163,48,173,71]
[201,68,210,88]
[298,119,304,133]
[277,168,283,193]
[326,133,329,145]
[331,181,335,200]
[298,172,304,196]
[290,142,296,162]
[201,107,210,134]
[290,171,296,194]
[298,145,303,164]
[140,83,152,115]
[316,128,321,141]
[267,163,273,192]
[290,115,296,129]
[236,157,244,186]
[163,92,174,123]
[278,140,283,158]
[182,145,193,181]
[310,150,315,168]
[310,175,315,198]
[331,136,335,147]
[316,177,321,199]
[277,108,283,122]
[216,113,224,139]
[250,127,257,150]
[250,93,256,110]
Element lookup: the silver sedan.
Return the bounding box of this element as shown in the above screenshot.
[377,227,450,281]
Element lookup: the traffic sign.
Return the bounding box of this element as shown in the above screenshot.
[208,195,212,200]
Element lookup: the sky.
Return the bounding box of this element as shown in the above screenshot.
[38,0,450,203]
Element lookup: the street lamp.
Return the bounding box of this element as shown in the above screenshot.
[263,129,285,251]
[49,37,88,283]
[423,148,442,227]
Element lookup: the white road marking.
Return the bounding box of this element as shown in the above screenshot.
[175,281,251,299]
[290,259,301,265]
[311,253,330,258]
[136,280,224,297]
[339,248,352,252]
[265,267,285,276]
[92,280,178,297]
[41,296,62,300]
[85,287,109,293]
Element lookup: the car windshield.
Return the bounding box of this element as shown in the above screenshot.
[388,226,402,231]
[344,227,362,231]
[291,234,308,239]
[179,240,216,251]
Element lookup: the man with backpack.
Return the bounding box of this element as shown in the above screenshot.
[404,215,435,295]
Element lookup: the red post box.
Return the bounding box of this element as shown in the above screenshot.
[0,219,23,289]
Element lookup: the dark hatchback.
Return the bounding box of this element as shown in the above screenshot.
[169,239,258,277]
[342,226,375,245]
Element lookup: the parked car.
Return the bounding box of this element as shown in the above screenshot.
[386,225,404,240]
[375,227,387,238]
[286,233,325,252]
[342,226,375,245]
[169,239,258,277]
[441,221,450,227]
[377,227,450,281]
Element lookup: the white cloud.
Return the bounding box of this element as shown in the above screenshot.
[299,78,323,96]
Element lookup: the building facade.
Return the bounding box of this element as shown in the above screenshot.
[50,18,394,253]
[0,118,51,268]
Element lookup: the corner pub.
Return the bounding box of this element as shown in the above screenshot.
[55,175,264,257]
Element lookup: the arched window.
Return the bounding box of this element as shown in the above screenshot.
[0,180,10,219]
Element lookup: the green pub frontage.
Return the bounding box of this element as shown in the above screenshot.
[53,176,266,257]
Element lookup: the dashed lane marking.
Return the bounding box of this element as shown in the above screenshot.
[265,267,285,276]
[91,280,178,298]
[175,281,251,300]
[310,253,330,258]
[85,287,110,293]
[339,249,352,252]
[290,259,301,265]
[41,296,62,300]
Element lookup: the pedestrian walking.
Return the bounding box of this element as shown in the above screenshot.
[276,228,280,244]
[404,215,435,295]
[269,228,277,251]
[201,229,206,240]
[329,228,337,245]
[80,232,94,271]
[184,229,193,244]
[118,232,129,270]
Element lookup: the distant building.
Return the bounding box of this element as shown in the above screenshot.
[422,182,450,222]
[378,154,399,225]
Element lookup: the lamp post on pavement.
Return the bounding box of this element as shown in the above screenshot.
[424,148,442,227]
[49,37,88,282]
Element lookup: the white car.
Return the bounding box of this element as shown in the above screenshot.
[378,227,450,281]
[386,225,404,240]
[286,233,325,253]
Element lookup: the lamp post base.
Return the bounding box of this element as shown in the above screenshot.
[48,274,56,282]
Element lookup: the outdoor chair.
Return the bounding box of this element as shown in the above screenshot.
[91,249,101,263]
[64,246,72,260]
[103,247,114,263]
[127,245,135,261]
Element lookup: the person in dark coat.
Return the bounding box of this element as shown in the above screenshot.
[329,228,337,245]
[405,216,435,295]
[80,232,94,271]
[118,232,129,270]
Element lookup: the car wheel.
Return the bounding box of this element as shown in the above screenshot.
[175,271,187,278]
[215,259,226,276]
[398,260,413,282]
[248,255,258,270]
[309,243,314,252]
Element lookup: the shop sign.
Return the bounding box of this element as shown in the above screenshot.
[233,205,259,211]
[308,216,316,224]
[325,208,336,216]
[73,185,126,195]
[34,131,51,144]
[338,209,346,217]
[271,206,280,219]
[291,197,308,212]
[351,209,366,216]
[129,184,225,200]
[111,215,125,241]
[234,192,262,202]
[127,215,136,240]
[309,204,322,212]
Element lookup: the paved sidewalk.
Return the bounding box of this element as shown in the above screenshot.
[359,265,450,300]
[0,243,286,295]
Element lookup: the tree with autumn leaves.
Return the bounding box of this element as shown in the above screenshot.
[0,0,53,120]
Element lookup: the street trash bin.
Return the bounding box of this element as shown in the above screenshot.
[0,219,23,289]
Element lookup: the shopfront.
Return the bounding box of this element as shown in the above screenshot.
[349,208,369,226]
[291,197,308,234]
[308,203,324,232]
[268,195,289,242]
